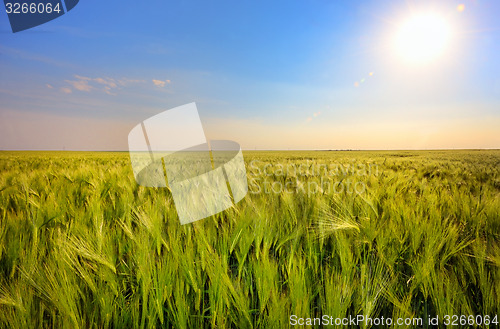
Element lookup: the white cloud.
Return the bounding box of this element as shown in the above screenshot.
[152,79,171,87]
[152,79,166,87]
[65,78,93,92]
[94,77,117,88]
[117,78,146,86]
[59,75,150,95]
[103,86,117,96]
[74,75,91,81]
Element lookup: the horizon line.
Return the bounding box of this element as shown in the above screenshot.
[1,148,499,152]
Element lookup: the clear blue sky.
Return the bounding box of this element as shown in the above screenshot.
[1,0,499,150]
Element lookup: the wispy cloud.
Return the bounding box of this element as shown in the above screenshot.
[152,79,171,87]
[60,75,146,95]
[94,77,117,88]
[60,87,72,94]
[65,78,93,92]
[74,75,91,81]
[103,86,117,96]
[117,78,146,86]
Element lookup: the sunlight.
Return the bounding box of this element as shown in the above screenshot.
[393,13,451,64]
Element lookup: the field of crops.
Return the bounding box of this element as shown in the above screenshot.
[0,150,499,328]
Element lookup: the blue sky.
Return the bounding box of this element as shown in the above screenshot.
[1,0,499,150]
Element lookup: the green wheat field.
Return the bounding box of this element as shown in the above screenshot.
[0,150,499,328]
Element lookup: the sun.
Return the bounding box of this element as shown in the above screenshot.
[393,13,451,64]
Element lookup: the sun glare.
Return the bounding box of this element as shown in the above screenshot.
[394,13,451,64]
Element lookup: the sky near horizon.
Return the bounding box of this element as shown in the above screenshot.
[0,0,499,150]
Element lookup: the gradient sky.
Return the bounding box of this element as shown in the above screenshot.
[1,0,499,150]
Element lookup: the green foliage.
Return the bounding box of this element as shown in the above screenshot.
[0,150,499,328]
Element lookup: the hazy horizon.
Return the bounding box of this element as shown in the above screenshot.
[1,148,499,152]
